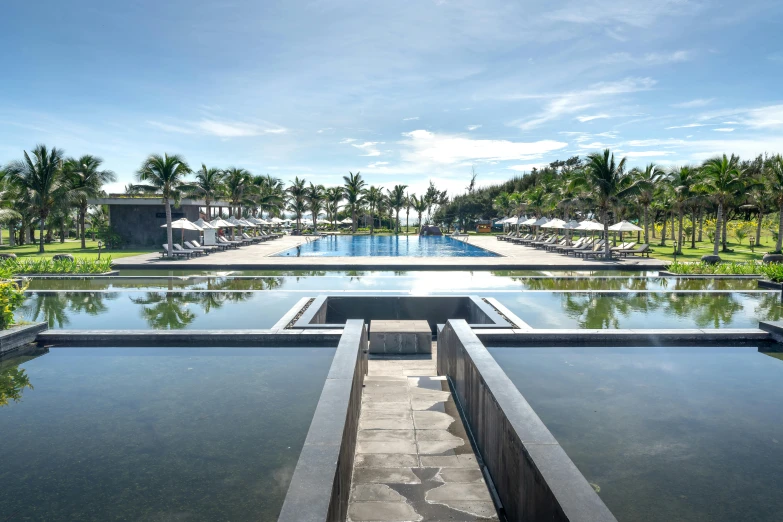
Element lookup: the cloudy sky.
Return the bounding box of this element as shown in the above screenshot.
[2,0,782,196]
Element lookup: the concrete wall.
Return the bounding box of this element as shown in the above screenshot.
[278,320,368,522]
[438,320,617,522]
[109,203,202,247]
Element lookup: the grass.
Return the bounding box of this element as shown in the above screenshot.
[0,239,153,260]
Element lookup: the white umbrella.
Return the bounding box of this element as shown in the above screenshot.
[577,220,604,231]
[270,217,284,224]
[238,219,256,227]
[541,218,567,229]
[608,220,643,232]
[340,217,354,224]
[210,218,236,228]
[161,218,202,246]
[192,218,215,229]
[563,220,580,229]
[533,217,549,227]
[519,217,536,225]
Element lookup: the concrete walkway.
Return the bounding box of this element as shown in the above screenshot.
[349,344,498,522]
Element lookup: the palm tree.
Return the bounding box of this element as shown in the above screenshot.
[224,167,252,218]
[388,184,407,234]
[305,183,325,231]
[343,171,366,233]
[697,154,744,261]
[571,149,647,260]
[411,194,428,231]
[766,155,783,254]
[133,153,192,256]
[287,177,307,231]
[364,186,384,235]
[184,164,224,219]
[632,163,665,244]
[404,192,412,234]
[325,186,344,229]
[64,155,116,248]
[4,144,66,253]
[252,174,285,218]
[669,166,698,254]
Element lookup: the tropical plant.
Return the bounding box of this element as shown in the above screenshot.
[133,153,192,255]
[224,167,253,218]
[766,155,783,253]
[697,154,744,260]
[364,186,384,235]
[325,186,344,229]
[287,176,307,230]
[4,145,67,253]
[63,155,116,249]
[343,171,365,233]
[305,183,325,231]
[571,149,648,259]
[0,278,29,330]
[387,184,407,234]
[184,164,224,218]
[632,163,665,244]
[411,194,428,229]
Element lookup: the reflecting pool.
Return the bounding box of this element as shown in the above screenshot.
[0,346,334,520]
[487,291,783,329]
[490,346,783,522]
[273,235,500,257]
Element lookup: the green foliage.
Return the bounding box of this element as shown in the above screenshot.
[96,225,124,249]
[0,278,29,330]
[1,257,113,275]
[665,261,783,279]
[761,263,783,282]
[0,365,33,406]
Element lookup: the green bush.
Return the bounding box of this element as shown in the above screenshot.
[760,263,783,283]
[1,257,113,275]
[0,279,28,330]
[97,225,124,249]
[667,261,763,275]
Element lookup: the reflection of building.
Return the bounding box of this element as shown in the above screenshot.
[89,197,233,247]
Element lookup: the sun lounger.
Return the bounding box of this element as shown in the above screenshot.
[568,240,604,257]
[616,244,651,257]
[242,232,265,243]
[217,236,241,248]
[533,236,560,249]
[575,240,608,258]
[187,240,218,253]
[176,243,207,256]
[160,245,192,259]
[544,238,569,251]
[553,237,588,253]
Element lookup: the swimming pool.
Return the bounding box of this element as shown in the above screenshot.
[273,235,499,257]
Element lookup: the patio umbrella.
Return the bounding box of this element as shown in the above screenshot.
[192,218,215,230]
[340,217,354,225]
[161,217,203,246]
[540,218,567,229]
[609,220,643,245]
[270,217,284,224]
[210,217,236,228]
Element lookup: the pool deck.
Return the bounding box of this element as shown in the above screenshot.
[113,235,665,270]
[348,343,499,521]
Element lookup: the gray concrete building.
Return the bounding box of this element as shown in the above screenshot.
[89,197,234,247]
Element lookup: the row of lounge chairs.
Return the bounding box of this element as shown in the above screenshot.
[504,233,651,258]
[160,231,283,259]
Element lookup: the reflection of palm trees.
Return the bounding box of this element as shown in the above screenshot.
[752,293,783,323]
[0,347,42,407]
[20,292,118,328]
[130,292,199,329]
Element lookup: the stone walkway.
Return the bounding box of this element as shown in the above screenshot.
[349,344,498,522]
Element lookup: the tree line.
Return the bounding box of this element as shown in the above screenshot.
[435,150,783,261]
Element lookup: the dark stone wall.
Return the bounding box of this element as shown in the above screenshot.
[109,203,202,247]
[438,320,617,522]
[278,320,368,522]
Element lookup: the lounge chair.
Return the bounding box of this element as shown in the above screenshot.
[575,240,608,258]
[195,239,229,251]
[497,230,519,241]
[616,244,651,257]
[176,243,207,256]
[533,235,560,249]
[217,236,241,248]
[242,232,265,243]
[509,234,531,244]
[187,240,218,253]
[160,245,192,259]
[553,237,587,253]
[568,239,604,257]
[544,238,569,252]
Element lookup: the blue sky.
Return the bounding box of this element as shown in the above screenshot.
[2,0,782,197]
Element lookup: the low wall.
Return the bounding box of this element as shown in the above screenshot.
[278,320,368,522]
[438,320,617,522]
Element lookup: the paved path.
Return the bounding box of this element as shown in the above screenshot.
[348,344,499,522]
[113,234,664,270]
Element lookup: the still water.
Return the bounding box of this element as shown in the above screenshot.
[490,346,783,522]
[273,235,500,257]
[20,290,781,330]
[0,346,334,521]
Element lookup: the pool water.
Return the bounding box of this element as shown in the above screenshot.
[0,346,334,521]
[273,235,499,257]
[490,346,783,522]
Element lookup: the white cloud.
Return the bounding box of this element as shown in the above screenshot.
[368,161,389,168]
[403,116,420,121]
[511,77,656,130]
[546,0,698,28]
[697,104,783,129]
[714,128,734,132]
[339,138,357,144]
[351,141,384,157]
[666,123,706,129]
[148,119,286,137]
[507,162,548,172]
[671,98,714,109]
[624,150,675,157]
[602,50,692,65]
[400,129,566,164]
[626,138,687,147]
[466,124,482,131]
[576,114,610,122]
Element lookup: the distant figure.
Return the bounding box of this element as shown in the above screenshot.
[420,225,442,236]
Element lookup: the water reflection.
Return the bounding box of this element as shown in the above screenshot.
[0,346,47,407]
[20,292,119,327]
[130,291,255,329]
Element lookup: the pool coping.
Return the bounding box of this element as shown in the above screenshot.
[278,320,367,522]
[438,319,618,522]
[35,329,344,347]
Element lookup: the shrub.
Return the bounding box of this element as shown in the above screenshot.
[0,257,113,275]
[667,261,763,275]
[97,225,123,249]
[760,263,783,283]
[0,279,29,330]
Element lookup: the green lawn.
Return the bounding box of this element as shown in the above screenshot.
[0,240,153,260]
[650,238,773,263]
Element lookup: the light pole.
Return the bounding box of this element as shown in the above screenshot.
[750,237,755,253]
[97,240,102,260]
[673,240,678,263]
